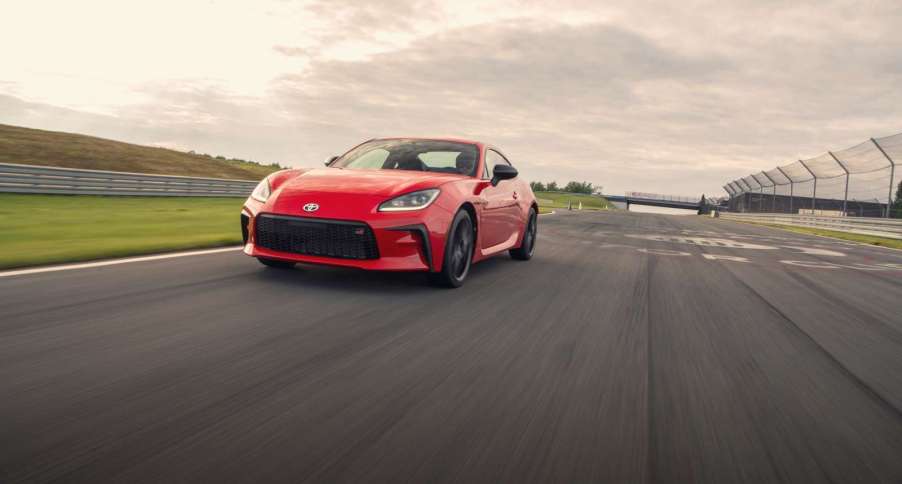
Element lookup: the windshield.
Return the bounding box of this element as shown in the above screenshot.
[332,139,480,176]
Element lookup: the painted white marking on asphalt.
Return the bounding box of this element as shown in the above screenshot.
[837,263,891,271]
[582,235,902,271]
[627,234,777,250]
[782,246,845,257]
[780,260,842,269]
[0,247,243,278]
[637,248,691,256]
[596,243,636,249]
[701,254,750,263]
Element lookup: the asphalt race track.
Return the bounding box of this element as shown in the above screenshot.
[2,211,902,483]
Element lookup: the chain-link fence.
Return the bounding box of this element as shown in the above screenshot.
[723,133,901,218]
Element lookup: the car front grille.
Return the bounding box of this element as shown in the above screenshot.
[255,214,379,260]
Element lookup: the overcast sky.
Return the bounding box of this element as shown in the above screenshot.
[2,0,900,196]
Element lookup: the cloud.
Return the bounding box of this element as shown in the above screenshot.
[273,45,312,58]
[268,21,729,169]
[2,0,901,195]
[304,0,440,32]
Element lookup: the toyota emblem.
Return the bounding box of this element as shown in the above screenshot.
[302,203,320,212]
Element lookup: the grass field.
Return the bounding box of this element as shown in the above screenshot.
[0,123,282,180]
[534,191,612,210]
[742,221,902,250]
[0,194,244,269]
[0,192,577,269]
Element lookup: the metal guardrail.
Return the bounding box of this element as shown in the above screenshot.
[0,163,259,197]
[719,212,902,240]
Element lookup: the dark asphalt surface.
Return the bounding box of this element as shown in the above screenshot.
[2,210,902,483]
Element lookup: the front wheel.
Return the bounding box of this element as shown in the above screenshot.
[510,207,537,260]
[429,210,474,288]
[257,257,295,269]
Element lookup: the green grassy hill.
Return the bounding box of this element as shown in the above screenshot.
[534,191,612,210]
[0,123,282,180]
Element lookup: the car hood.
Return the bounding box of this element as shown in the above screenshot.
[267,168,463,217]
[276,168,461,197]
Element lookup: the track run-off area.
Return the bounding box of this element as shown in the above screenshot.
[2,210,901,483]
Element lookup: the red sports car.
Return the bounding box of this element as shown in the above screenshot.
[240,138,538,287]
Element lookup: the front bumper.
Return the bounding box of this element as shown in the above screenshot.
[241,203,447,272]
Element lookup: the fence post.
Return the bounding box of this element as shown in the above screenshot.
[760,171,778,213]
[829,151,850,216]
[746,179,755,211]
[736,179,748,212]
[758,183,764,213]
[752,173,770,213]
[749,173,764,213]
[732,181,745,212]
[776,166,793,214]
[790,181,794,213]
[798,159,817,212]
[871,138,896,218]
[745,179,756,213]
[774,184,778,212]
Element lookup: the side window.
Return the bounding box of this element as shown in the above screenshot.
[350,148,390,169]
[484,149,510,179]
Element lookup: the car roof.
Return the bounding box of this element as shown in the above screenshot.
[370,136,485,147]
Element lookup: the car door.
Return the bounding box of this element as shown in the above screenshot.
[478,149,521,250]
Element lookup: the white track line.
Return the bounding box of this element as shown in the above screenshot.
[724,220,902,253]
[0,246,243,278]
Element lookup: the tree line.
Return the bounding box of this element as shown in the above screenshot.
[529,180,600,195]
[186,150,283,169]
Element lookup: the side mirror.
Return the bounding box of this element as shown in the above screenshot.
[491,164,518,186]
[324,155,339,166]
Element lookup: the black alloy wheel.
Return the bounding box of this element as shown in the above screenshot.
[429,210,474,287]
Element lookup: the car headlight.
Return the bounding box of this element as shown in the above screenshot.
[379,189,440,212]
[250,176,271,202]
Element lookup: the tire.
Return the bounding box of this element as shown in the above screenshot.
[510,207,537,260]
[429,210,474,288]
[257,257,296,269]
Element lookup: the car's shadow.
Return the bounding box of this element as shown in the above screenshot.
[248,255,511,294]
